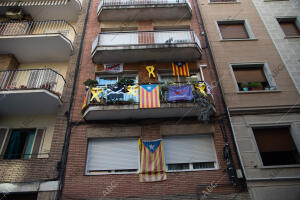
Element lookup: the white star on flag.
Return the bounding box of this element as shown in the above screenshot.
[149,144,154,150]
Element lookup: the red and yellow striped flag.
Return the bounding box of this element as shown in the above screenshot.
[172,61,190,77]
[139,139,167,182]
[139,84,160,108]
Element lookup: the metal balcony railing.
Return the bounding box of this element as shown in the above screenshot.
[98,0,191,13]
[0,0,82,6]
[0,68,66,98]
[92,30,201,53]
[0,20,76,43]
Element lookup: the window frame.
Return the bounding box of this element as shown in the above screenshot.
[229,62,278,93]
[85,137,140,175]
[250,123,300,168]
[95,72,138,85]
[1,128,46,159]
[216,19,256,41]
[158,71,202,83]
[276,16,300,38]
[163,135,219,173]
[208,0,239,4]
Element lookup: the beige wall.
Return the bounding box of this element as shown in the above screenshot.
[0,115,57,158]
[198,0,300,109]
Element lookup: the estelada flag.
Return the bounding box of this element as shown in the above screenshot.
[139,139,167,182]
[172,61,190,77]
[139,84,160,108]
[81,88,89,110]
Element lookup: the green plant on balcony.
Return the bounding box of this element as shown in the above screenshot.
[248,82,263,90]
[160,81,172,102]
[83,79,98,88]
[116,78,134,87]
[240,82,249,91]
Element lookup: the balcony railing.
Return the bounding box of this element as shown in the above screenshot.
[98,0,191,13]
[92,30,201,53]
[0,0,83,6]
[0,20,76,43]
[82,81,215,121]
[0,68,66,98]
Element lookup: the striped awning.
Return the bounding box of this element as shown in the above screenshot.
[0,0,68,7]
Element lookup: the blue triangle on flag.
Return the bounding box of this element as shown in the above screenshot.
[174,62,185,67]
[143,139,161,154]
[141,84,157,93]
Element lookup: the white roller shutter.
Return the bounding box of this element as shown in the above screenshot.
[86,138,139,172]
[164,135,216,164]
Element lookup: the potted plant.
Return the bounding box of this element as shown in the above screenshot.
[116,78,134,87]
[248,82,263,91]
[83,79,98,88]
[240,82,249,91]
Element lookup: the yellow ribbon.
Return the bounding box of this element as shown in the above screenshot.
[90,87,103,102]
[146,65,156,78]
[195,83,207,96]
[127,85,139,96]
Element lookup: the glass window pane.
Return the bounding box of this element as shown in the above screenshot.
[167,163,190,171]
[193,162,215,169]
[96,76,117,85]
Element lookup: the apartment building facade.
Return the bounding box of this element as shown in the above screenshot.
[197,0,300,200]
[251,0,300,94]
[61,0,251,199]
[0,0,87,199]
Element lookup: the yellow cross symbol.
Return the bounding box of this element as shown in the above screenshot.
[146,65,156,78]
[127,85,138,96]
[90,87,103,102]
[195,83,207,96]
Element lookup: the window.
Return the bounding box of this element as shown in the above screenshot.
[231,63,277,91]
[96,73,138,102]
[253,126,300,166]
[86,138,139,174]
[277,18,300,37]
[158,71,201,83]
[210,0,237,2]
[217,20,254,40]
[163,135,217,171]
[0,128,45,159]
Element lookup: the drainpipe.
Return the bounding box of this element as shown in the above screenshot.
[55,0,92,199]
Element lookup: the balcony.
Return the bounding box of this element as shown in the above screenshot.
[82,82,215,121]
[97,0,192,21]
[92,30,202,63]
[0,20,75,63]
[0,0,82,21]
[0,68,66,116]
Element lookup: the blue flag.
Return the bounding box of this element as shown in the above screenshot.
[167,85,194,102]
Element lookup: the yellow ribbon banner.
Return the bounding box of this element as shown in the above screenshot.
[146,65,156,78]
[195,83,207,96]
[90,87,103,102]
[126,85,139,96]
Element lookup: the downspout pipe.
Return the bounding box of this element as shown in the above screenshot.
[56,0,92,199]
[192,0,247,187]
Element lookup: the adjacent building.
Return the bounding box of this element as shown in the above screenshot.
[61,0,250,199]
[197,0,300,199]
[0,0,87,199]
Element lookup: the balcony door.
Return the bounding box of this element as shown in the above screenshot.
[27,69,58,91]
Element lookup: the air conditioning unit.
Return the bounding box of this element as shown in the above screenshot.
[5,8,24,20]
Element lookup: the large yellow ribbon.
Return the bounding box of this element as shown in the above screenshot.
[90,87,103,102]
[127,85,139,96]
[195,83,207,96]
[146,65,156,78]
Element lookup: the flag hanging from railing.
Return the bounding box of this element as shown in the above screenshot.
[167,85,194,102]
[172,61,190,77]
[139,84,160,108]
[81,88,90,110]
[139,138,167,182]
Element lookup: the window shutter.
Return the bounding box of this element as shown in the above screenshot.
[263,66,277,90]
[233,67,267,82]
[279,21,300,37]
[31,129,45,158]
[219,23,249,39]
[164,135,216,164]
[86,138,139,172]
[0,128,8,157]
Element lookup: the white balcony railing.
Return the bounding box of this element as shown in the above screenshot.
[98,0,191,13]
[0,68,66,98]
[0,20,76,43]
[92,30,201,53]
[0,0,76,6]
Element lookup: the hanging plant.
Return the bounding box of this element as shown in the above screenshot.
[83,79,98,88]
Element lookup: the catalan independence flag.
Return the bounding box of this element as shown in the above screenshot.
[81,88,89,110]
[139,84,160,108]
[172,61,190,77]
[139,139,167,182]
